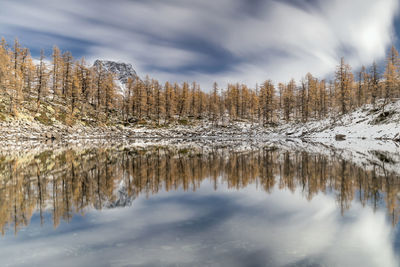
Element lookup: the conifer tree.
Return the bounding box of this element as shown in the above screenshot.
[62,51,73,98]
[10,38,24,114]
[177,82,189,119]
[164,81,176,122]
[318,79,327,118]
[384,45,400,101]
[70,65,81,113]
[299,78,309,122]
[145,76,154,119]
[283,79,295,122]
[94,61,104,111]
[356,66,367,107]
[369,61,380,107]
[335,57,353,114]
[260,80,275,125]
[0,38,9,94]
[104,73,115,118]
[51,46,61,99]
[210,82,220,125]
[153,79,164,124]
[36,49,47,109]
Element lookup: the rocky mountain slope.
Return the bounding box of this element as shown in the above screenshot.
[93,59,138,95]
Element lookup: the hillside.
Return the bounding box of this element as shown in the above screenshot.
[1,97,400,142]
[276,99,400,141]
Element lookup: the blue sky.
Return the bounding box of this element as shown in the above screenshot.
[1,0,399,89]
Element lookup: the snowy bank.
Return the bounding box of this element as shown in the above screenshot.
[277,99,400,141]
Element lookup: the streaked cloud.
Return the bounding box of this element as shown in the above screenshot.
[0,0,399,89]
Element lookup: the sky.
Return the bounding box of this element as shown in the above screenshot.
[1,0,400,90]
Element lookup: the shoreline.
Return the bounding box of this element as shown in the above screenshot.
[1,119,400,142]
[2,99,400,142]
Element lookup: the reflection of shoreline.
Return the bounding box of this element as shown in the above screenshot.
[1,138,399,178]
[0,144,399,235]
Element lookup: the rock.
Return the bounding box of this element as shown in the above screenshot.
[335,134,346,141]
[52,132,61,140]
[41,132,61,140]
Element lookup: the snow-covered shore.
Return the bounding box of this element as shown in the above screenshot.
[1,99,400,146]
[276,99,400,141]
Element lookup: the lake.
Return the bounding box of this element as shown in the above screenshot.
[0,143,399,267]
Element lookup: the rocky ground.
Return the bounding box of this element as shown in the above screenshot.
[1,99,400,145]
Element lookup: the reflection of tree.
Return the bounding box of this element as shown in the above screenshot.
[0,147,399,235]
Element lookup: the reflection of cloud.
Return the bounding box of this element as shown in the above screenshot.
[0,182,397,266]
[1,0,398,89]
[222,186,398,267]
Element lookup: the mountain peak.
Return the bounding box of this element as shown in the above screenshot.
[93,60,137,84]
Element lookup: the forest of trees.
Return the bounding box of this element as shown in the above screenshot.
[0,147,399,235]
[0,37,400,126]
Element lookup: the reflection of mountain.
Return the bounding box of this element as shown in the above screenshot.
[0,145,399,235]
[103,180,136,209]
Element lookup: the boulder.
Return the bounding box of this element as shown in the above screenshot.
[335,134,346,141]
[42,132,61,140]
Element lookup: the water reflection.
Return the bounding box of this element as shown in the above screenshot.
[0,146,399,234]
[0,146,399,266]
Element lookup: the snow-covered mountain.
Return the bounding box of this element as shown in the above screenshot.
[104,179,136,209]
[93,60,138,95]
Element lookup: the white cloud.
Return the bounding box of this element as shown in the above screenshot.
[0,0,398,90]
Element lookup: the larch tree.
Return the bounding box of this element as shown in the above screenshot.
[24,54,36,102]
[356,66,367,107]
[104,73,115,118]
[283,79,295,122]
[388,45,400,94]
[144,76,154,119]
[10,38,24,114]
[20,47,33,98]
[210,82,220,125]
[335,57,353,115]
[51,46,62,100]
[249,87,259,124]
[77,58,92,104]
[299,78,309,122]
[383,60,396,110]
[197,84,205,119]
[306,73,318,118]
[70,64,81,113]
[152,79,164,124]
[385,45,400,99]
[124,77,134,120]
[177,82,189,119]
[240,84,250,120]
[36,49,48,109]
[133,77,145,119]
[369,61,380,107]
[94,61,104,111]
[318,79,327,118]
[0,38,9,94]
[189,82,197,118]
[260,80,275,125]
[61,51,73,99]
[164,81,173,122]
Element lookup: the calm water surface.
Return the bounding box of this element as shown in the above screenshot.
[0,146,399,267]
